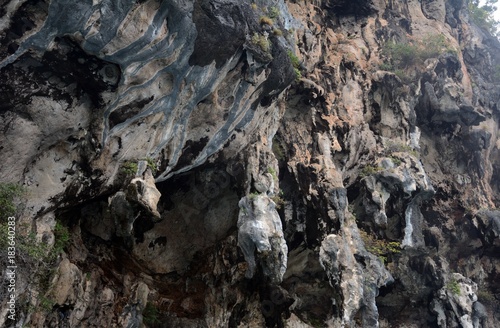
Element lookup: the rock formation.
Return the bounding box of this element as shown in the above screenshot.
[0,0,499,327]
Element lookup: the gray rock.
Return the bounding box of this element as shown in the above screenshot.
[2,0,500,327]
[237,194,287,284]
[320,219,393,327]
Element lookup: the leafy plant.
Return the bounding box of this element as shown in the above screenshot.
[287,50,300,68]
[360,230,401,265]
[251,32,271,52]
[385,141,419,157]
[248,192,260,199]
[420,34,456,57]
[16,231,48,260]
[52,221,70,256]
[469,0,499,36]
[271,195,285,209]
[360,164,383,178]
[272,139,286,161]
[144,157,157,173]
[0,216,69,318]
[389,156,402,166]
[39,296,55,312]
[383,41,420,69]
[268,6,280,19]
[447,279,461,295]
[293,67,301,81]
[382,34,455,72]
[267,167,278,181]
[379,62,393,71]
[17,221,69,263]
[477,289,496,304]
[271,190,285,209]
[18,231,48,259]
[0,183,25,218]
[121,161,139,176]
[287,50,302,80]
[393,69,410,83]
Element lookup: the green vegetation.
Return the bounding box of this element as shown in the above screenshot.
[420,34,456,58]
[389,156,402,166]
[267,167,278,181]
[271,190,285,210]
[469,0,499,36]
[360,164,384,177]
[143,302,161,326]
[385,141,419,157]
[379,62,393,71]
[271,195,285,209]
[383,41,420,69]
[287,50,300,67]
[121,161,138,176]
[17,231,49,260]
[17,221,70,263]
[268,6,280,19]
[144,157,157,173]
[382,34,455,73]
[447,279,461,295]
[251,32,271,52]
[52,221,70,256]
[477,288,496,304]
[348,204,357,220]
[293,67,301,81]
[393,69,408,82]
[0,183,70,316]
[272,141,285,161]
[121,157,157,177]
[39,296,55,312]
[360,230,401,264]
[0,182,25,218]
[287,50,302,81]
[248,192,260,199]
[0,218,71,315]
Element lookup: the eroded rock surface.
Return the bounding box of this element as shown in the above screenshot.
[1,0,500,327]
[238,194,287,284]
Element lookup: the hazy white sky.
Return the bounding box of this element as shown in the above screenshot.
[492,5,500,21]
[495,8,500,21]
[479,0,500,21]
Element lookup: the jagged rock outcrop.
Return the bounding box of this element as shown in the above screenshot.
[1,0,499,327]
[237,194,287,284]
[319,218,393,327]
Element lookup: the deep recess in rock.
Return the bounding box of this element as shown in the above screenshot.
[1,0,500,327]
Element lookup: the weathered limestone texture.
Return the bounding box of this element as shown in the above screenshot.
[1,0,499,327]
[238,194,288,284]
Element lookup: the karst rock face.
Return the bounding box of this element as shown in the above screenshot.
[1,0,499,327]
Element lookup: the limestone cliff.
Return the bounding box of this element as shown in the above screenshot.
[0,0,499,327]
